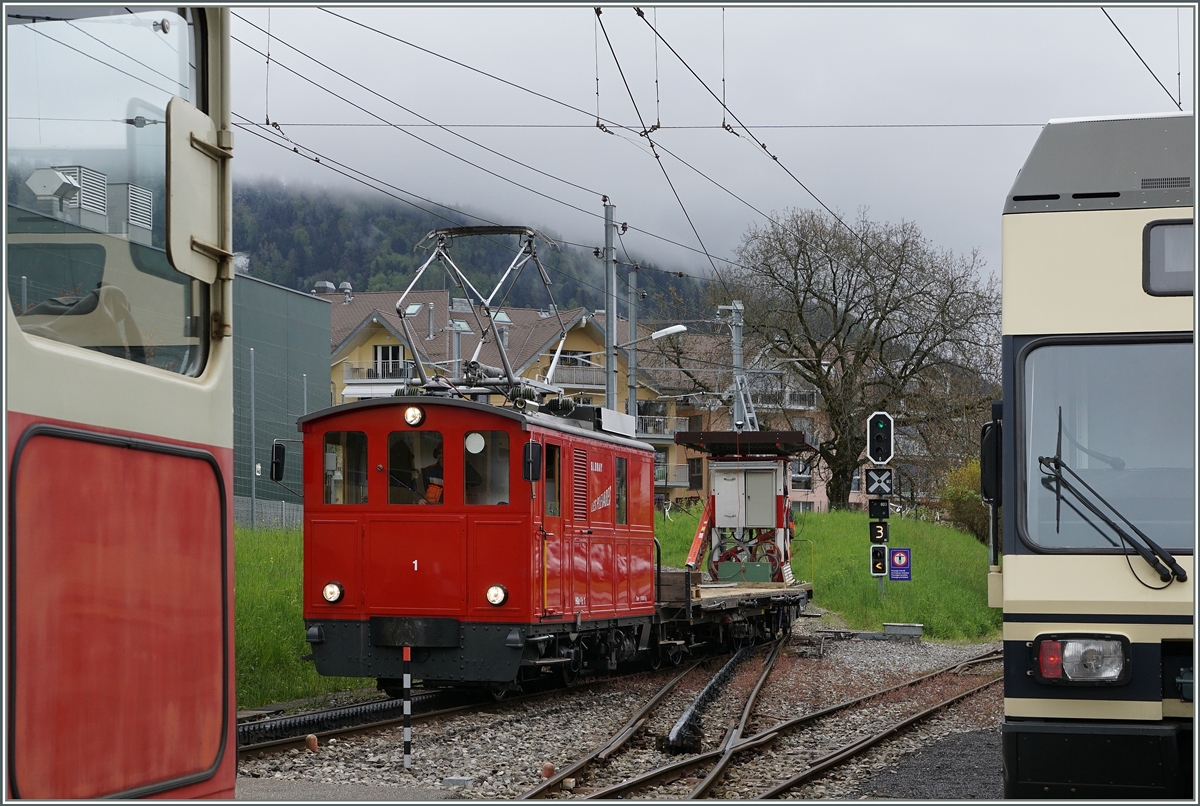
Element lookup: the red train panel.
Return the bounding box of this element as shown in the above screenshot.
[8,419,232,799]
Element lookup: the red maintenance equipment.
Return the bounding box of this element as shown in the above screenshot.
[675,431,812,587]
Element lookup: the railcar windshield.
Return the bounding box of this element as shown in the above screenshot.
[1021,340,1194,551]
[6,8,208,374]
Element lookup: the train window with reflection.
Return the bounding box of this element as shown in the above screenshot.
[545,444,561,517]
[1021,341,1194,550]
[464,431,509,505]
[1143,220,1194,296]
[615,457,628,525]
[324,431,368,505]
[6,9,209,374]
[388,431,444,505]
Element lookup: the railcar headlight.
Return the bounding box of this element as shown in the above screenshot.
[404,406,425,426]
[1032,634,1129,684]
[322,581,345,603]
[486,584,508,606]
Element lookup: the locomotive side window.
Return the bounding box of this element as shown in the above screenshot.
[615,457,628,525]
[464,430,509,505]
[388,431,444,505]
[545,444,561,517]
[1143,219,1194,296]
[324,431,368,505]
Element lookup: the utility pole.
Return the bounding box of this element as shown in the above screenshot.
[627,265,638,419]
[604,199,617,411]
[718,300,746,428]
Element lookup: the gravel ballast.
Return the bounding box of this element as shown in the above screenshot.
[236,609,1004,800]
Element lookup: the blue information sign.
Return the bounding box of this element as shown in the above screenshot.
[888,548,912,581]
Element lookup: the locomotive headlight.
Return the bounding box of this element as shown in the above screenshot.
[1032,634,1129,684]
[403,406,425,426]
[486,584,508,606]
[1063,639,1124,681]
[322,581,345,603]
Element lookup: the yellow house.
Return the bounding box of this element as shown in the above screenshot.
[313,289,691,501]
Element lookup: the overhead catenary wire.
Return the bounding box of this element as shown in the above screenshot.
[595,7,721,276]
[1101,7,1184,111]
[633,7,905,274]
[231,23,609,211]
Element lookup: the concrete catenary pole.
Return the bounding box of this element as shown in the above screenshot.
[250,346,256,528]
[627,266,638,419]
[604,200,617,410]
[731,300,745,429]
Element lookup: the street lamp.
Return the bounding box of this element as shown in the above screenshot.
[613,324,688,417]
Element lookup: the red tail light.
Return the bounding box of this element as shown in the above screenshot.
[1039,639,1063,679]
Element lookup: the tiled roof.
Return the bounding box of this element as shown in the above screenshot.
[318,289,585,375]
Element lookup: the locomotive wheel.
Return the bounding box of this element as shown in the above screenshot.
[489,684,512,701]
[666,643,684,667]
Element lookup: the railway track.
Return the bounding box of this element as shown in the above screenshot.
[518,648,1001,800]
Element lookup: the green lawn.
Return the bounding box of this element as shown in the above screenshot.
[237,509,998,707]
[234,528,371,709]
[657,505,1001,641]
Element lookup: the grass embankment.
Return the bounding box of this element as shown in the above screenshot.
[237,510,998,707]
[235,528,371,709]
[656,506,1001,641]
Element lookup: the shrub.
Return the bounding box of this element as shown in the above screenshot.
[943,458,989,543]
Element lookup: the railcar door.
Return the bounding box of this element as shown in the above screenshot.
[539,441,566,616]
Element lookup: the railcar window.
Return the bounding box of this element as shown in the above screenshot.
[6,8,208,374]
[1143,220,1194,296]
[324,431,368,505]
[464,431,509,505]
[388,431,444,505]
[616,457,628,525]
[545,444,561,517]
[1022,341,1194,550]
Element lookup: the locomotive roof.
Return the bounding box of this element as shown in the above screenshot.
[675,430,811,458]
[1005,112,1193,215]
[296,396,656,453]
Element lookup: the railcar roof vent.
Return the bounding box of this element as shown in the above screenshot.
[1142,176,1191,189]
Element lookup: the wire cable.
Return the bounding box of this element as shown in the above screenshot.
[596,7,720,275]
[1100,8,1183,111]
[231,34,605,223]
[633,7,901,271]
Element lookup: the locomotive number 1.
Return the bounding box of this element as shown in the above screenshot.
[413,560,418,571]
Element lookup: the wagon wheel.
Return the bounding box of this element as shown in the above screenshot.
[665,643,684,667]
[649,644,663,670]
[557,645,582,687]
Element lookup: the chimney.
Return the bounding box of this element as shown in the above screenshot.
[427,303,435,340]
[339,281,353,304]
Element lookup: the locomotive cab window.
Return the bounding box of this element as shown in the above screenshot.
[545,443,561,517]
[1143,220,1194,296]
[464,431,509,505]
[324,431,368,505]
[388,431,443,505]
[615,457,628,525]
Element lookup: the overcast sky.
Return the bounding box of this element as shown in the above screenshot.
[229,5,1196,282]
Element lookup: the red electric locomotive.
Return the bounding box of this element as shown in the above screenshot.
[290,393,812,697]
[285,226,810,696]
[294,395,662,696]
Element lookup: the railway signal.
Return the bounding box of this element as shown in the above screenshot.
[870,545,887,577]
[867,412,894,465]
[869,498,890,519]
[869,522,889,543]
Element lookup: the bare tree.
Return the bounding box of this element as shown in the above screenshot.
[724,208,1000,508]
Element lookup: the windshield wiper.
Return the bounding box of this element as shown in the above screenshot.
[1039,408,1187,584]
